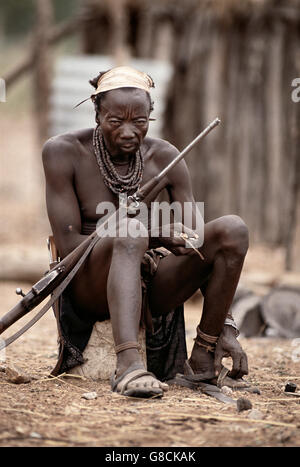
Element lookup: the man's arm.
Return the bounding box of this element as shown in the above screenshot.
[164,144,204,245]
[162,143,245,374]
[146,141,203,253]
[42,136,86,258]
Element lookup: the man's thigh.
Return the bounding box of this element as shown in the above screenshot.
[147,219,221,315]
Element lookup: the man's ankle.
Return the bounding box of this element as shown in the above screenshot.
[189,342,215,373]
[116,348,144,375]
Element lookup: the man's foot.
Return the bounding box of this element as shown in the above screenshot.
[186,343,252,390]
[187,341,216,381]
[113,347,168,398]
[111,362,169,398]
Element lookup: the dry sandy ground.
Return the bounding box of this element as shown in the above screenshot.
[1,280,300,448]
[1,114,300,448]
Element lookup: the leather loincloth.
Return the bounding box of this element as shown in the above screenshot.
[51,243,187,381]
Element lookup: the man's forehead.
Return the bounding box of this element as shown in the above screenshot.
[100,88,150,111]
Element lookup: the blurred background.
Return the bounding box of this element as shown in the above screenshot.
[0,0,299,293]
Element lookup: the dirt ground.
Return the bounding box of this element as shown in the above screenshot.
[1,114,300,448]
[1,285,300,448]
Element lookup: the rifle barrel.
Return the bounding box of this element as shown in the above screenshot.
[138,118,220,200]
[0,301,26,335]
[158,118,221,181]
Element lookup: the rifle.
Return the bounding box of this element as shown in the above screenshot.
[0,118,220,350]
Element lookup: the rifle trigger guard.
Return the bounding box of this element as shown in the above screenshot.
[127,195,140,215]
[127,195,140,209]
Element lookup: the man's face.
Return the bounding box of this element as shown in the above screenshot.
[98,88,151,157]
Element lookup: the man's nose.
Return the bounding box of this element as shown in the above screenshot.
[120,123,135,139]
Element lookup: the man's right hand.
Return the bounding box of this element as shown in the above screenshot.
[150,222,200,256]
[214,325,248,380]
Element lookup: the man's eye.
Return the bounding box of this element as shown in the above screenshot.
[135,119,147,125]
[109,120,121,125]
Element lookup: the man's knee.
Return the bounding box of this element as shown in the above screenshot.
[216,215,249,257]
[113,218,149,255]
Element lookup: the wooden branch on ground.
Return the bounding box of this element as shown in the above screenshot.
[3,17,81,89]
[0,247,48,283]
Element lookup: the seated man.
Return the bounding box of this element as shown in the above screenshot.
[42,66,249,398]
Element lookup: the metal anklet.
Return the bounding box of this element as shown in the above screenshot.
[224,318,240,337]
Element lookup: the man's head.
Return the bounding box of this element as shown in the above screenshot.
[89,66,155,156]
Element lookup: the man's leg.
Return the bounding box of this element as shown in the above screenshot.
[147,215,249,375]
[106,221,149,377]
[69,218,168,395]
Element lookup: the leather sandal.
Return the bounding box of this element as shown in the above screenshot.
[112,341,168,398]
[111,362,167,398]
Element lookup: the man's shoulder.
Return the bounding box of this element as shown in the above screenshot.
[42,128,93,167]
[43,129,90,155]
[144,136,179,163]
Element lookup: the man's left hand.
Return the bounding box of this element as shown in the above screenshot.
[214,325,248,379]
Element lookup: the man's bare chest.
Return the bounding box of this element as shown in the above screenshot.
[72,146,162,222]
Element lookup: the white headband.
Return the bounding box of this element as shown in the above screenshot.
[91,66,154,96]
[74,66,154,108]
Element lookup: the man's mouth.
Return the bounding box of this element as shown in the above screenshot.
[120,142,137,150]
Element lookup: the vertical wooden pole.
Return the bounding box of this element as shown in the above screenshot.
[136,5,155,58]
[264,20,284,243]
[107,0,130,65]
[285,149,300,271]
[285,27,300,271]
[0,11,4,45]
[33,0,54,147]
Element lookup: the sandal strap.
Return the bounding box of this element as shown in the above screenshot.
[115,341,141,354]
[111,362,144,392]
[118,369,156,395]
[111,362,156,394]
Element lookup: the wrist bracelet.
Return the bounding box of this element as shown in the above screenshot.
[224,318,240,337]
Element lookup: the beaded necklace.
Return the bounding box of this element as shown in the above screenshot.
[93,125,144,195]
